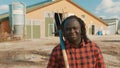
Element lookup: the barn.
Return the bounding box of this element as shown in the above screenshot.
[0,0,107,39]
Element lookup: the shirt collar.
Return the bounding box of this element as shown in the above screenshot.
[65,39,86,48]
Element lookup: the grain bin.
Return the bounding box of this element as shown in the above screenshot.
[9,2,26,39]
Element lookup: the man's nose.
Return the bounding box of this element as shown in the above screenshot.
[70,29,75,33]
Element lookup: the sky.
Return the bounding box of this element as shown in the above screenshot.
[0,0,120,19]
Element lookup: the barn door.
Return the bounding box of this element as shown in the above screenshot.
[54,13,62,36]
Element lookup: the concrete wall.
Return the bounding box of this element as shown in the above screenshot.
[26,0,107,37]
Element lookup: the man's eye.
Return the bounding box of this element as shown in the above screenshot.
[73,27,78,30]
[73,27,76,29]
[66,28,70,31]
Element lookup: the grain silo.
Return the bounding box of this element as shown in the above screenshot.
[9,2,26,39]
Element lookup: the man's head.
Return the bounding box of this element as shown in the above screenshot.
[61,15,88,44]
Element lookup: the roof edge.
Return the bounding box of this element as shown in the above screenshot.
[67,0,108,26]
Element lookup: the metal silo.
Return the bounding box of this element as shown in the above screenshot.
[9,2,26,39]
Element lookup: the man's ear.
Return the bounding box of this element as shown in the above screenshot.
[62,32,66,40]
[62,31,65,37]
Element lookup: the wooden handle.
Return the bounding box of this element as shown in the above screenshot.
[62,49,69,68]
[54,13,69,68]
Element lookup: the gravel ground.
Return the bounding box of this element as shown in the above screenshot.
[0,35,120,68]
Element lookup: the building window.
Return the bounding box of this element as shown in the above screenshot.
[44,11,54,18]
[81,14,85,21]
[48,24,54,36]
[81,15,85,18]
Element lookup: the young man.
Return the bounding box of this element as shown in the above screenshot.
[47,15,106,68]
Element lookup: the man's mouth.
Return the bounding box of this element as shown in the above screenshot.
[70,35,76,38]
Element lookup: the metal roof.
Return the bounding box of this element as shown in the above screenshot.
[102,18,118,24]
[0,13,9,20]
[0,0,108,26]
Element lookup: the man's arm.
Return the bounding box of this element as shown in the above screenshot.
[47,47,59,68]
[94,45,106,68]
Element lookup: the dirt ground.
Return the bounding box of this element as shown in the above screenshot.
[0,35,120,68]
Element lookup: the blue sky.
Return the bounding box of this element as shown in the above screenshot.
[0,0,120,19]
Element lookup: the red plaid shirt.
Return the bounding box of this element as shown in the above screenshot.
[47,40,106,68]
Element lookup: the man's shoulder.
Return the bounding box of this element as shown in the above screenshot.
[51,44,62,55]
[53,44,61,50]
[88,41,101,50]
[87,41,98,47]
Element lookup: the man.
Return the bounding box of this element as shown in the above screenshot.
[47,15,106,68]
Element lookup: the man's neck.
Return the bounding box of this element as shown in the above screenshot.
[71,38,82,47]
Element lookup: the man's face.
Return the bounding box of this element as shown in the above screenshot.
[63,19,81,43]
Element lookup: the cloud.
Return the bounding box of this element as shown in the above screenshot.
[95,0,120,19]
[0,5,9,10]
[95,0,120,14]
[96,0,113,11]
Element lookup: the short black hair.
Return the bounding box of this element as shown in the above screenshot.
[61,15,89,43]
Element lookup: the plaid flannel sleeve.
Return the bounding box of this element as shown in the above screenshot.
[47,47,60,68]
[94,45,106,68]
